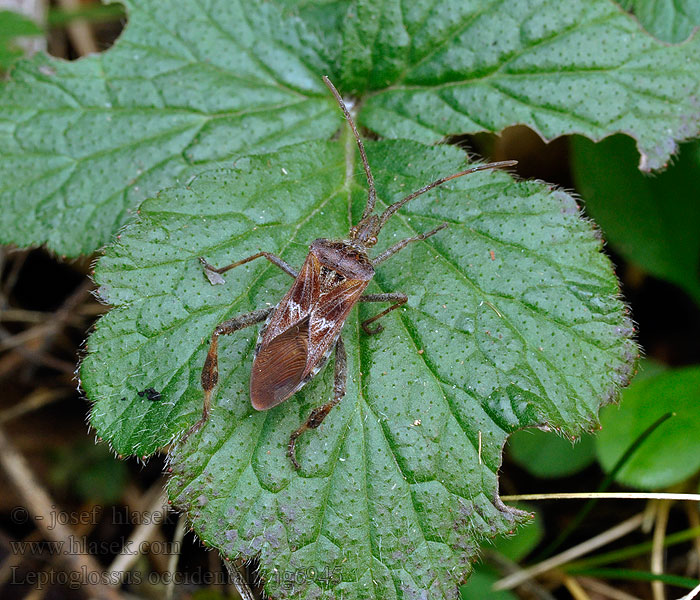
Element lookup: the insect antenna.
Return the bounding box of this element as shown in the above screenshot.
[323,76,377,222]
[322,76,518,240]
[376,160,518,230]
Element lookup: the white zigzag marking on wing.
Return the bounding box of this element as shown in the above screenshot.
[313,316,335,333]
[287,300,304,321]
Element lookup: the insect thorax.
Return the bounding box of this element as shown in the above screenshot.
[309,238,374,283]
[319,265,346,293]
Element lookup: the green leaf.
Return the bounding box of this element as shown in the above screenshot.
[571,135,700,305]
[460,568,517,600]
[596,366,700,489]
[358,0,700,171]
[47,4,126,27]
[621,0,700,43]
[82,134,636,598]
[3,0,700,256]
[507,429,596,478]
[0,10,42,72]
[0,10,42,38]
[630,357,668,383]
[0,0,340,256]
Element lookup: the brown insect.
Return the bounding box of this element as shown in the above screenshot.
[189,76,516,469]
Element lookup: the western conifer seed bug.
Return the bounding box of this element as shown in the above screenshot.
[190,76,516,469]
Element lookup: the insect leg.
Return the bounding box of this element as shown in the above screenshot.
[199,252,298,285]
[183,307,274,442]
[358,292,408,335]
[372,224,448,266]
[288,336,347,470]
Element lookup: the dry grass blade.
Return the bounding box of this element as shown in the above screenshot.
[677,581,700,600]
[652,500,672,600]
[56,0,98,55]
[578,576,644,600]
[494,513,645,591]
[106,484,169,583]
[561,574,591,600]
[502,493,700,502]
[0,387,71,424]
[165,513,186,600]
[0,426,119,600]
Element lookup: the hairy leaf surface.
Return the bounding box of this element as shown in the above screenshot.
[82,135,636,598]
[357,0,700,171]
[621,0,700,43]
[0,0,339,255]
[2,0,700,254]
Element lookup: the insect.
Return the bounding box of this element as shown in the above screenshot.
[138,388,162,402]
[189,76,516,469]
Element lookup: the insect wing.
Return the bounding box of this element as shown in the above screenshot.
[259,252,319,347]
[250,254,368,410]
[305,278,367,372]
[250,253,319,410]
[250,316,310,410]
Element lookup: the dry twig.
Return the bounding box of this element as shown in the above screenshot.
[0,426,119,600]
[494,513,645,591]
[107,483,169,583]
[56,0,99,55]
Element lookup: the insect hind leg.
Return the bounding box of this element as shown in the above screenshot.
[288,336,347,470]
[199,252,298,285]
[182,307,274,444]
